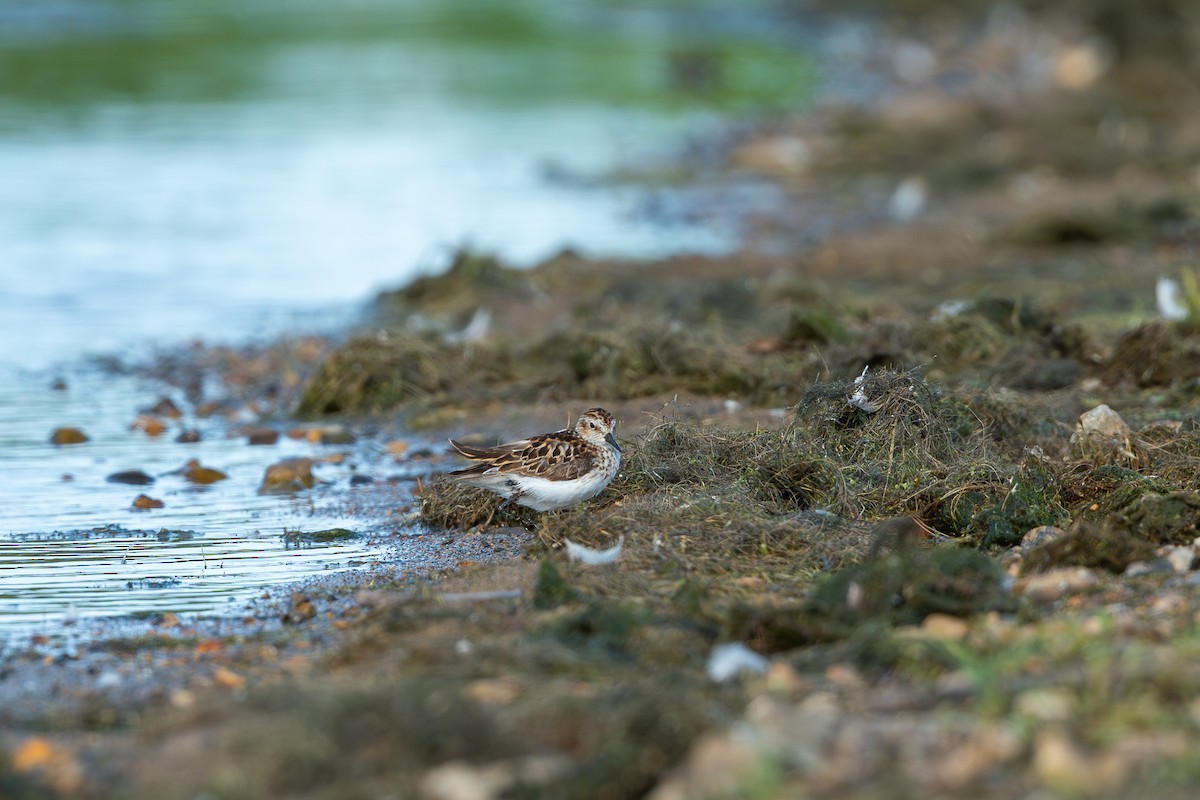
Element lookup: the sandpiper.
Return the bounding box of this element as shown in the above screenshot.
[447,408,621,511]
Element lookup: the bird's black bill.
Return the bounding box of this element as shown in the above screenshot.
[606,431,621,452]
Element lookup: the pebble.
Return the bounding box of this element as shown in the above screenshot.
[129,414,167,437]
[1164,545,1196,573]
[1124,558,1175,577]
[259,457,318,494]
[1022,525,1065,549]
[177,458,228,484]
[281,592,316,624]
[646,734,762,800]
[49,427,88,445]
[107,470,155,486]
[212,666,246,690]
[147,396,184,419]
[1014,567,1097,601]
[132,494,165,510]
[919,613,970,640]
[1015,687,1075,722]
[242,426,280,445]
[1069,404,1141,466]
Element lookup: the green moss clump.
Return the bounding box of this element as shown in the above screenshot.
[934,457,1069,547]
[1103,320,1200,388]
[297,332,512,416]
[528,325,761,400]
[726,544,1011,652]
[1066,464,1176,519]
[539,600,648,659]
[374,248,530,319]
[784,310,846,346]
[1115,491,1200,545]
[1022,519,1157,574]
[532,557,582,609]
[297,333,451,416]
[282,528,357,546]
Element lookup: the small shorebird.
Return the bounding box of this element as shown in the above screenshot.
[447,408,621,512]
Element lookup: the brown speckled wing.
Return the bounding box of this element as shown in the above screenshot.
[451,431,594,481]
[504,433,595,481]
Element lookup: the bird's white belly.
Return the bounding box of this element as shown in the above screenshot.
[505,466,617,511]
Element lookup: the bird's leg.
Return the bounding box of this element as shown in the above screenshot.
[481,495,517,533]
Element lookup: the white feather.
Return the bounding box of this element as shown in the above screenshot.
[564,536,623,565]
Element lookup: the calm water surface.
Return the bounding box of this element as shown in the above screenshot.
[0,0,815,639]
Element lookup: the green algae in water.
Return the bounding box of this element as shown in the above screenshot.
[282,528,358,547]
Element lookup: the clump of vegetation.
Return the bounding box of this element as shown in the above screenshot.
[418,475,538,531]
[374,248,532,320]
[527,325,766,400]
[1022,518,1158,573]
[420,368,1078,555]
[727,542,1012,652]
[297,331,512,416]
[1115,490,1200,545]
[1103,320,1200,388]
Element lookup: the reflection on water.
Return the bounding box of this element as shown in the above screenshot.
[0,365,426,642]
[0,0,814,369]
[0,0,814,636]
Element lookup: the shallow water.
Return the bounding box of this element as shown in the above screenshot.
[0,0,815,638]
[0,363,433,642]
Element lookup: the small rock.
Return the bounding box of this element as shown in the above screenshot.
[418,757,570,800]
[11,735,83,795]
[386,440,410,459]
[645,734,763,800]
[1054,42,1107,91]
[464,676,521,706]
[1165,546,1196,573]
[282,592,316,624]
[1124,558,1175,577]
[888,175,927,221]
[175,429,201,444]
[313,424,356,445]
[419,761,496,800]
[130,414,167,437]
[242,426,279,446]
[49,427,88,445]
[290,425,356,445]
[259,457,317,494]
[1069,404,1144,467]
[728,133,811,176]
[1022,525,1065,549]
[212,666,246,690]
[1014,567,1097,601]
[147,396,184,419]
[107,470,155,486]
[1015,687,1076,722]
[349,473,375,487]
[920,612,970,640]
[132,494,165,510]
[1032,728,1107,794]
[176,458,228,485]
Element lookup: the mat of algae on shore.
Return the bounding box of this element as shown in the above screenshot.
[9,4,1200,799]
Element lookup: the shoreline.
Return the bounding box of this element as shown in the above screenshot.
[8,4,1200,797]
